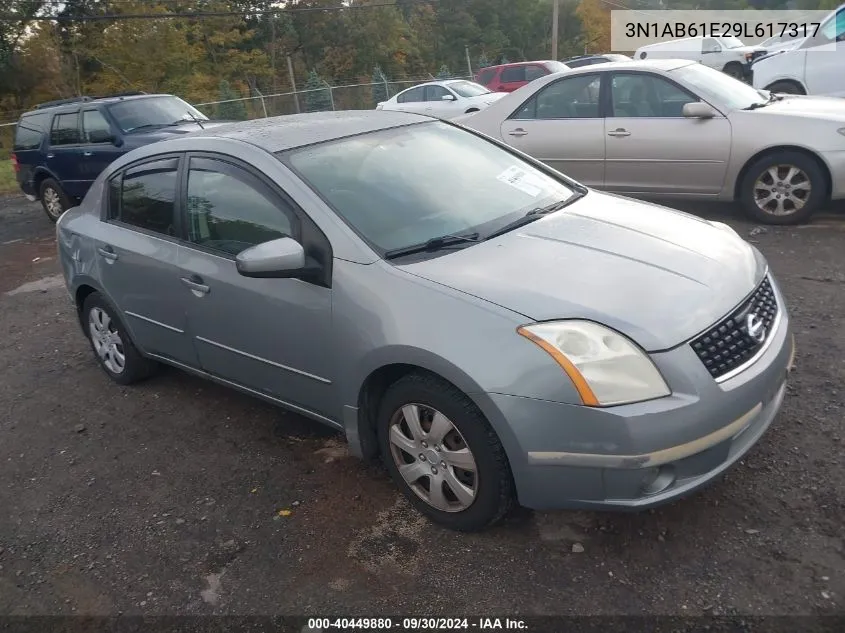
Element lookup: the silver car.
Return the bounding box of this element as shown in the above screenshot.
[56,111,795,531]
[458,59,845,225]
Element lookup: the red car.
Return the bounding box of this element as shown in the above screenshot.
[474,60,570,92]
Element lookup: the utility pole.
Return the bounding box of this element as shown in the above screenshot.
[287,55,300,114]
[552,0,560,60]
[465,45,473,79]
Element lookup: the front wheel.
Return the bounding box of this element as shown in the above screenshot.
[723,63,745,81]
[376,372,515,532]
[739,151,826,225]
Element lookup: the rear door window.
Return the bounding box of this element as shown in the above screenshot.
[397,87,425,103]
[13,113,49,150]
[115,157,180,236]
[50,112,81,146]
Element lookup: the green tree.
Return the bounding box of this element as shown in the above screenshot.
[217,79,247,120]
[372,65,389,105]
[303,70,332,112]
[477,53,491,68]
[436,64,452,79]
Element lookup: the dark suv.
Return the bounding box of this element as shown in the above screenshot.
[11,93,227,222]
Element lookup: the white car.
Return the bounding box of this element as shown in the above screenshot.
[457,59,845,225]
[635,35,765,80]
[376,80,507,119]
[752,5,844,96]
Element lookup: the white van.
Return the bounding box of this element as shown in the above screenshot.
[751,5,845,96]
[634,35,766,79]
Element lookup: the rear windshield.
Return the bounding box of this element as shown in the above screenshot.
[14,113,49,150]
[448,81,492,98]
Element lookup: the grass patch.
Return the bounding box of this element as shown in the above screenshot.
[0,158,18,195]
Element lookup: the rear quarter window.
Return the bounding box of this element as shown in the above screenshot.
[14,113,49,150]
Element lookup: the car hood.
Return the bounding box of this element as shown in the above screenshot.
[398,192,765,352]
[749,94,845,121]
[126,120,233,142]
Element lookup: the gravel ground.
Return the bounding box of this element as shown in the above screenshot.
[0,194,843,619]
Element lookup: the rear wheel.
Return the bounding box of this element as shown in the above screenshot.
[766,80,804,95]
[39,178,71,223]
[82,292,158,385]
[376,372,515,532]
[739,151,826,225]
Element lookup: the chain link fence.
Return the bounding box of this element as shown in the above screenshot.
[194,76,474,120]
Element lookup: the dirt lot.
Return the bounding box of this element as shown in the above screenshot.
[0,194,843,620]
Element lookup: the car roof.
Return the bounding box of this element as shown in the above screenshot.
[563,58,695,73]
[21,94,174,117]
[484,60,560,70]
[182,110,433,153]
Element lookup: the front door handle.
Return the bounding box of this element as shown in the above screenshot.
[83,151,93,157]
[608,128,631,137]
[508,128,528,137]
[181,275,210,295]
[97,245,118,262]
[46,153,55,159]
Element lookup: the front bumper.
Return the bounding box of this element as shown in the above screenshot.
[482,281,794,511]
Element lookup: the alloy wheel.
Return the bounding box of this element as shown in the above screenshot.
[43,187,63,219]
[88,307,126,374]
[387,403,478,512]
[753,164,811,217]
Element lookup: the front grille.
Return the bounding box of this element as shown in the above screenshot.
[690,276,779,380]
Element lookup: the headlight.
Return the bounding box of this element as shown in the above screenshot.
[517,320,670,406]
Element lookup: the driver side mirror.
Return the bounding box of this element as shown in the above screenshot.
[236,237,316,279]
[683,102,718,119]
[441,94,457,101]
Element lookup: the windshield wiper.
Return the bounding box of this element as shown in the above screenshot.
[126,122,179,132]
[483,193,585,241]
[744,92,781,110]
[383,232,481,260]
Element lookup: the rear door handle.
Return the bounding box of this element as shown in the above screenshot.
[181,274,210,295]
[83,151,93,157]
[608,128,631,137]
[97,245,118,262]
[46,153,55,159]
[508,128,528,137]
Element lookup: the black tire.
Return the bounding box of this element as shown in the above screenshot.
[82,292,158,385]
[39,178,71,223]
[722,63,745,81]
[739,151,826,225]
[376,372,515,532]
[766,80,804,95]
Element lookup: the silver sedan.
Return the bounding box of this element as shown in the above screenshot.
[57,111,794,531]
[458,59,845,225]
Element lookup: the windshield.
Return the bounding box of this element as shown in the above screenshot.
[107,96,209,132]
[284,121,577,255]
[447,81,491,98]
[719,35,745,49]
[670,63,767,110]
